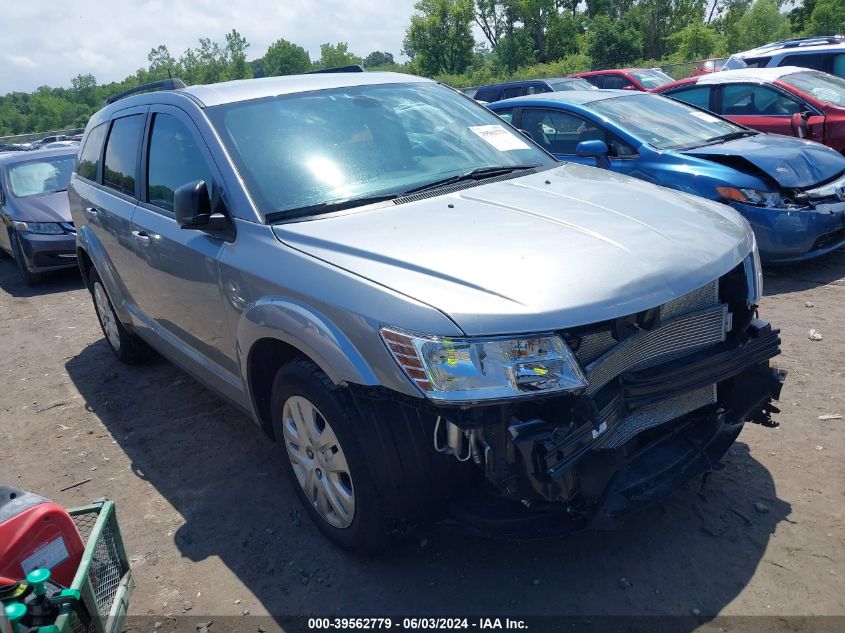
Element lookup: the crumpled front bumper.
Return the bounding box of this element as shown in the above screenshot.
[734,199,845,263]
[449,320,785,538]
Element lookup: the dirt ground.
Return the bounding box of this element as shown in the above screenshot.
[1,250,844,628]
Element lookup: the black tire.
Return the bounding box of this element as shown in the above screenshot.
[87,268,152,364]
[11,231,43,285]
[271,359,390,551]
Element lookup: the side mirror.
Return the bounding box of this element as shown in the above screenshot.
[790,111,810,139]
[174,180,228,231]
[576,139,610,169]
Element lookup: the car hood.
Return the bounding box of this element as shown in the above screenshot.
[9,191,71,222]
[681,134,845,189]
[273,164,751,336]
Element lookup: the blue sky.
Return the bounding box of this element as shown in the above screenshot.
[1,0,419,93]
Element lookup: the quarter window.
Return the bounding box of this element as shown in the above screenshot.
[146,113,213,212]
[780,53,829,72]
[102,115,144,197]
[666,86,712,110]
[720,84,803,116]
[76,123,107,182]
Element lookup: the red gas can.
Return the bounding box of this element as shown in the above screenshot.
[0,486,84,587]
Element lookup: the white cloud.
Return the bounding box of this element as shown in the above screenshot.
[0,0,417,94]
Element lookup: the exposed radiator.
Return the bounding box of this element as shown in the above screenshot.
[584,304,729,397]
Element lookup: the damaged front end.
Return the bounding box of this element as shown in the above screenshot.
[415,259,785,537]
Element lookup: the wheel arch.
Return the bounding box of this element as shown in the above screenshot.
[240,298,382,438]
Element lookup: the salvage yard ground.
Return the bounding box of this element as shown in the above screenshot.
[1,252,844,623]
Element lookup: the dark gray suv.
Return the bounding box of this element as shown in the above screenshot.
[70,72,785,550]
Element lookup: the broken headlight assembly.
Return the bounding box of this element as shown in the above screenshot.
[716,186,801,209]
[380,327,587,402]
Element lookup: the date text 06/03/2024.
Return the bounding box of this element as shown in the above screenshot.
[306,618,529,630]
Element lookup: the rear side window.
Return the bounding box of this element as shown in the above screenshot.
[501,86,526,99]
[103,115,144,197]
[780,53,829,72]
[666,86,712,110]
[474,87,498,102]
[146,113,213,212]
[76,123,107,182]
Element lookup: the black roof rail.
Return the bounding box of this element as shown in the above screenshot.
[305,65,366,74]
[104,78,187,105]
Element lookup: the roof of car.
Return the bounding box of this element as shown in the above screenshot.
[733,36,845,58]
[489,89,633,107]
[182,71,434,107]
[0,145,78,166]
[695,66,811,85]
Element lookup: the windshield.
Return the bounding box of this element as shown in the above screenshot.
[630,69,674,89]
[781,70,845,107]
[590,93,745,150]
[550,78,596,91]
[7,155,75,198]
[208,82,553,219]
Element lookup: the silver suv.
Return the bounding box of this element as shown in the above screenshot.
[70,72,785,549]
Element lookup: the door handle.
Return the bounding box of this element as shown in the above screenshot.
[85,207,99,217]
[131,230,151,246]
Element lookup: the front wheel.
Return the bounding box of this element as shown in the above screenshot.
[271,359,391,551]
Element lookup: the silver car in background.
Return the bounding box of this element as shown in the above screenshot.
[69,72,785,550]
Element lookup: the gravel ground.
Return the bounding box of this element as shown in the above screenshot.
[1,251,843,628]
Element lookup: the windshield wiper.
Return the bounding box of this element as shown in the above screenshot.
[701,130,757,145]
[267,193,399,223]
[401,165,539,196]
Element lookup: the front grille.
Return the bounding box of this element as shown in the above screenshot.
[584,304,728,397]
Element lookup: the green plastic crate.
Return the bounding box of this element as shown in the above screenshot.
[53,500,133,633]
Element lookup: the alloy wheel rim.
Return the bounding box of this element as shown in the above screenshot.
[282,395,355,528]
[93,282,121,351]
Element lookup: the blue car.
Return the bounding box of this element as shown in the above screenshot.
[488,90,845,263]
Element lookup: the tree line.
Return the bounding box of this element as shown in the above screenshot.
[1,0,843,136]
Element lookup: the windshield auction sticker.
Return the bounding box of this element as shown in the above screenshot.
[469,125,531,151]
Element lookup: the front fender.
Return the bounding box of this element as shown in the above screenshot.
[76,225,133,323]
[237,297,381,389]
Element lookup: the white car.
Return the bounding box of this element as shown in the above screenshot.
[724,35,845,78]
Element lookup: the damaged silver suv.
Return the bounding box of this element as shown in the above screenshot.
[70,72,785,549]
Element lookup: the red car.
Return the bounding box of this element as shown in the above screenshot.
[653,67,845,153]
[569,68,675,91]
[691,58,728,76]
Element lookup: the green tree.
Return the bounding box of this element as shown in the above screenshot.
[586,14,643,68]
[805,0,845,35]
[224,29,252,80]
[546,12,586,60]
[147,45,179,79]
[263,38,312,75]
[363,51,396,67]
[732,0,791,51]
[403,0,476,75]
[316,42,361,69]
[667,22,722,60]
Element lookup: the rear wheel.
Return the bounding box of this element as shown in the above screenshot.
[11,231,43,285]
[88,268,152,364]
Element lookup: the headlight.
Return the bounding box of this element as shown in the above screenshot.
[716,186,785,208]
[744,222,763,305]
[381,327,587,402]
[12,221,65,235]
